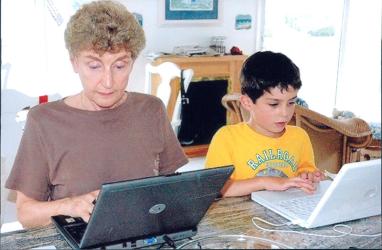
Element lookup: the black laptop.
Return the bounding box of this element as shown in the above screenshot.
[52,166,234,249]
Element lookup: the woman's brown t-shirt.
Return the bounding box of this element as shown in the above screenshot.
[6,92,188,201]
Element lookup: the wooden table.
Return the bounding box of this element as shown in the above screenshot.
[1,197,381,249]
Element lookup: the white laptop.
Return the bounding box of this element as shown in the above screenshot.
[251,159,381,228]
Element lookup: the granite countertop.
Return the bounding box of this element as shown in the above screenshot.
[1,197,381,249]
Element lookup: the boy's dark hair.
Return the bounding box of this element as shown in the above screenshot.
[241,51,301,103]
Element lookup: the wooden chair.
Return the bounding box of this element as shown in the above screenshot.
[145,62,193,134]
[221,93,373,173]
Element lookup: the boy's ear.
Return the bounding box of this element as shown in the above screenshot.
[240,94,254,111]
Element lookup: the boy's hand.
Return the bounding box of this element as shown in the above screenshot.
[299,170,325,183]
[264,177,317,194]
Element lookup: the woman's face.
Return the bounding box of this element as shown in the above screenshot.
[71,49,134,110]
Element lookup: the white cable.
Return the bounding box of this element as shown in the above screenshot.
[252,216,382,238]
[333,224,382,237]
[175,217,380,249]
[252,216,294,227]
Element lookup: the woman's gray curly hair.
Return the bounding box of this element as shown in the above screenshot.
[64,0,145,58]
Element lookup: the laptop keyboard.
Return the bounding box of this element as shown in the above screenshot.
[277,195,322,218]
[65,223,87,244]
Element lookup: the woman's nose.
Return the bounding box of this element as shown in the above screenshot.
[102,70,113,88]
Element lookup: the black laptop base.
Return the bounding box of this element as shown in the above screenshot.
[103,228,197,249]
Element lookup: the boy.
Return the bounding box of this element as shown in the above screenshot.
[205,51,324,197]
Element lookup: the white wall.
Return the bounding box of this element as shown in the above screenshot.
[124,0,257,93]
[1,0,257,224]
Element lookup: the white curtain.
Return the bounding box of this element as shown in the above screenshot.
[335,0,381,123]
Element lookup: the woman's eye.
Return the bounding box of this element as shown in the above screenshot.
[88,63,101,69]
[114,63,127,69]
[289,101,296,105]
[269,103,278,107]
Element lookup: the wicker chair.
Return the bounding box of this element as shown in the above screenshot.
[221,93,373,173]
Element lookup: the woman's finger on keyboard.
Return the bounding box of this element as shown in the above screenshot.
[81,213,91,223]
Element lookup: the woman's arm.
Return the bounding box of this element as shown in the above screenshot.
[221,176,316,197]
[16,190,99,228]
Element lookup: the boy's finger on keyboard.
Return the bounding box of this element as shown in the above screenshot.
[299,186,315,194]
[297,177,313,186]
[296,180,316,192]
[299,172,308,179]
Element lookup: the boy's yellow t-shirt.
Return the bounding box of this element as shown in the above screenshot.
[205,123,317,180]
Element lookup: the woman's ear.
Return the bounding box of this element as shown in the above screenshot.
[70,56,79,73]
[240,94,254,111]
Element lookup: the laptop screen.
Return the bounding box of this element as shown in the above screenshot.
[53,166,234,248]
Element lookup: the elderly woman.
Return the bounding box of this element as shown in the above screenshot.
[6,0,188,228]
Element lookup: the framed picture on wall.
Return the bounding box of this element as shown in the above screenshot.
[159,0,221,26]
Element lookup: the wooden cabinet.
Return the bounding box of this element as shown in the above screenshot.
[152,55,247,92]
[151,55,247,122]
[151,55,247,157]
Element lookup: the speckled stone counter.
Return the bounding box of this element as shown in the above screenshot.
[1,197,381,249]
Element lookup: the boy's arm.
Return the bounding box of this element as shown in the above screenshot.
[221,176,316,197]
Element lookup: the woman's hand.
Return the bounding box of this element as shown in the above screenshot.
[60,190,100,222]
[16,190,100,228]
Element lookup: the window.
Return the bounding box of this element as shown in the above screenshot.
[1,0,83,100]
[335,0,381,123]
[257,0,381,122]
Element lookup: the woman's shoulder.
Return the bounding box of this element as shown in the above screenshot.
[128,92,164,108]
[27,99,65,117]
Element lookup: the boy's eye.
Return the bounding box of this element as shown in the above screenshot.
[269,103,278,107]
[288,101,296,105]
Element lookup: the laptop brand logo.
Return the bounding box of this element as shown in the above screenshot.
[149,204,166,214]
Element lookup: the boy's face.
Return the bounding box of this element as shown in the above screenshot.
[241,86,298,138]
